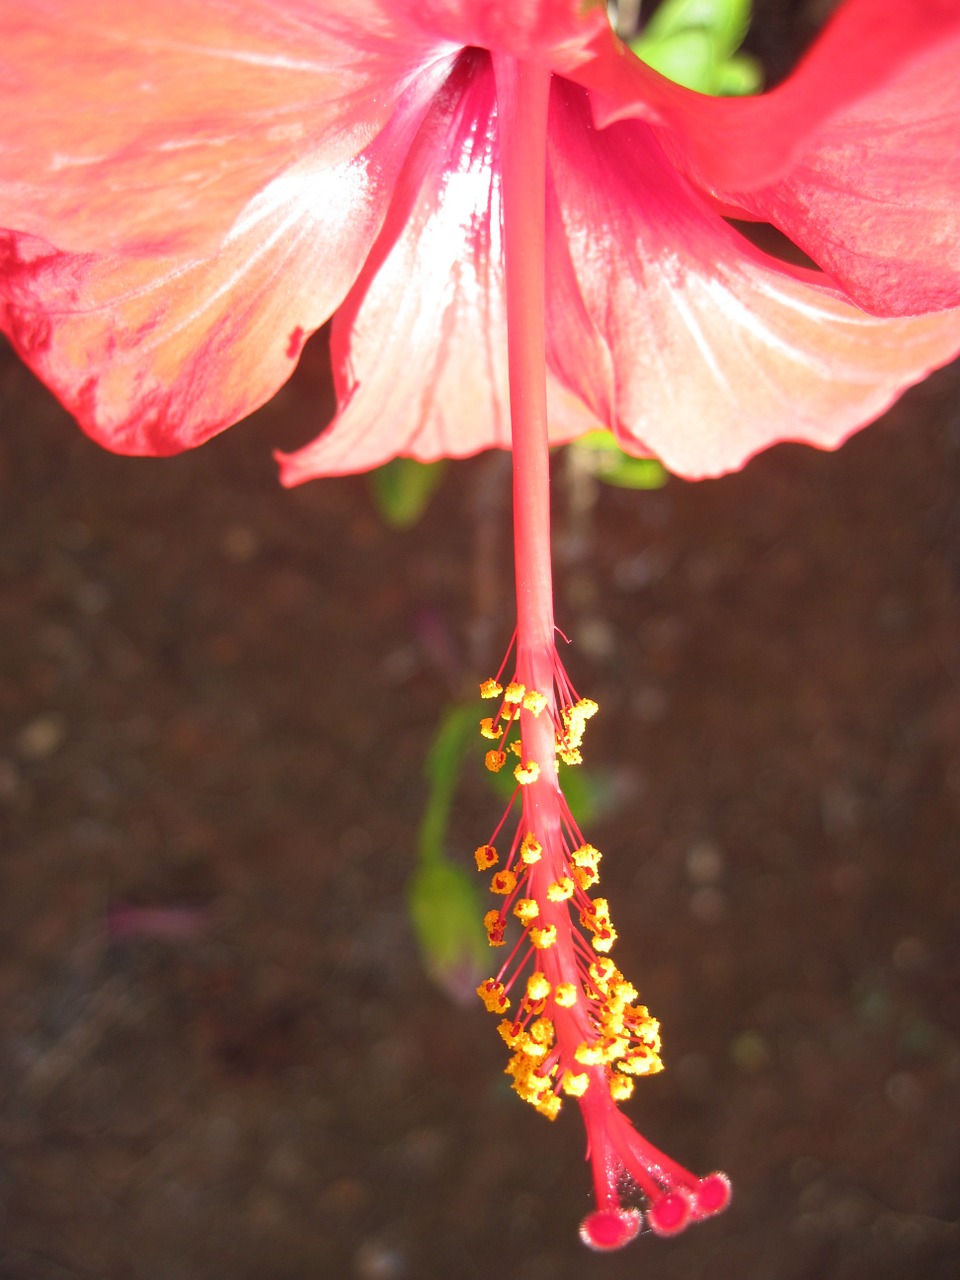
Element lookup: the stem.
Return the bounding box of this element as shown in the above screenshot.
[495,57,579,989]
[493,56,554,660]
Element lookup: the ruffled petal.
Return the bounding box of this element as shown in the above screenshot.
[0,88,438,455]
[711,24,960,317]
[576,0,960,190]
[0,0,455,257]
[569,0,960,318]
[545,80,960,481]
[277,51,596,485]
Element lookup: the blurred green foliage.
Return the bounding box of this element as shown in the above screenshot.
[369,456,446,529]
[407,706,489,995]
[632,0,762,95]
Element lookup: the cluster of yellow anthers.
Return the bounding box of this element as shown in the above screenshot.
[478,676,597,778]
[474,672,662,1120]
[478,954,663,1120]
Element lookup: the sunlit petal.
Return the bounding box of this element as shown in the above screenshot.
[545,80,960,479]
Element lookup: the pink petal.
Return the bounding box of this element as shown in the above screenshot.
[277,51,596,485]
[545,80,960,481]
[579,0,960,192]
[392,0,612,65]
[0,90,437,455]
[711,28,960,317]
[0,0,452,257]
[572,0,960,318]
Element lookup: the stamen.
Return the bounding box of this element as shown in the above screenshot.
[480,51,728,1248]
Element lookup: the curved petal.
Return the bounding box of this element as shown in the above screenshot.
[0,0,456,257]
[576,0,960,190]
[277,52,597,485]
[569,0,960,318]
[544,81,960,481]
[710,28,960,317]
[0,91,435,455]
[394,0,613,67]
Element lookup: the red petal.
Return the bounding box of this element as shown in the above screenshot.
[572,0,960,318]
[711,24,960,317]
[277,52,595,484]
[392,0,612,65]
[0,0,450,257]
[0,97,433,454]
[578,0,960,191]
[545,81,960,480]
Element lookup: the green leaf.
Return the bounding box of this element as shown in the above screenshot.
[636,26,718,92]
[418,705,480,865]
[409,705,492,997]
[631,0,761,97]
[369,457,446,529]
[715,53,763,95]
[571,431,669,490]
[641,0,752,57]
[408,858,489,997]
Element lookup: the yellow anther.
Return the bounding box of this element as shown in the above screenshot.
[513,898,540,924]
[571,865,598,891]
[518,1061,553,1090]
[474,844,498,870]
[609,979,638,1007]
[522,689,547,715]
[514,759,541,785]
[588,957,618,989]
[529,924,557,950]
[556,699,599,765]
[509,739,523,756]
[479,717,500,740]
[483,909,506,946]
[609,1073,635,1101]
[546,877,575,902]
[535,1092,562,1121]
[563,698,598,742]
[515,1033,550,1062]
[591,927,617,953]
[497,1019,521,1047]
[554,982,577,1008]
[574,1041,605,1067]
[529,1017,555,1046]
[580,897,613,939]
[520,834,543,864]
[601,1034,629,1060]
[506,1029,545,1059]
[618,1048,663,1076]
[503,682,526,704]
[476,980,509,1013]
[505,1056,562,1119]
[490,868,517,895]
[622,1007,659,1041]
[485,749,507,773]
[571,843,601,869]
[526,972,551,1003]
[561,1070,590,1097]
[480,679,503,699]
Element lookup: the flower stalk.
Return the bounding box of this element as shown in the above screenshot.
[476,54,731,1249]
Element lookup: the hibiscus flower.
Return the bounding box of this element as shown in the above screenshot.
[2,0,959,1251]
[0,0,958,482]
